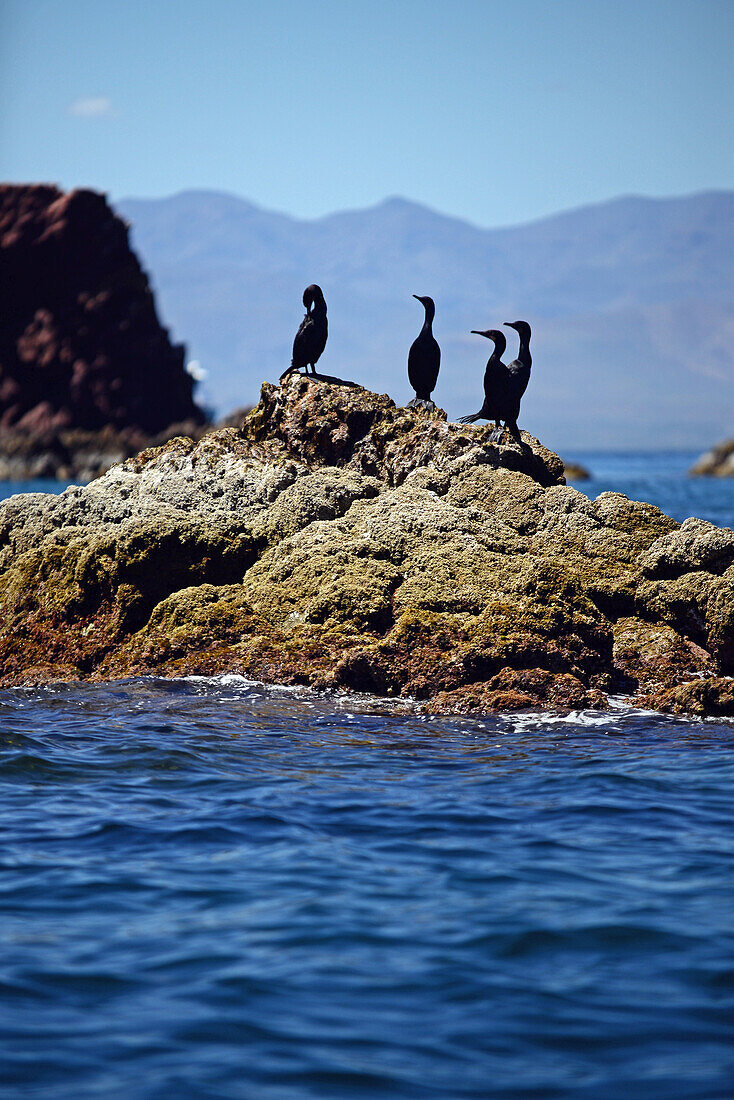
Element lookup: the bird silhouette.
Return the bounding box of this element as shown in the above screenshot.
[280,285,328,380]
[459,329,507,434]
[407,295,440,409]
[498,320,532,443]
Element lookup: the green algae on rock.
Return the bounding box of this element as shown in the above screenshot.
[0,374,732,717]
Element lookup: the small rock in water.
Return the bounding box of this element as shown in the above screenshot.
[689,440,734,477]
[562,460,591,480]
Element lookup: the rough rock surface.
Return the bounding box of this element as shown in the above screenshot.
[689,440,734,477]
[0,375,732,717]
[0,184,205,436]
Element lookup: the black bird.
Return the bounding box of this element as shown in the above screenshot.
[407,295,440,409]
[459,329,507,432]
[500,320,532,443]
[280,284,328,380]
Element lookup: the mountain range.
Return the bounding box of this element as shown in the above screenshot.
[115,190,734,450]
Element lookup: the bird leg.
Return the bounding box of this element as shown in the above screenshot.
[505,421,526,446]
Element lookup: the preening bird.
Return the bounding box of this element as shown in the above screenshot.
[407,295,440,409]
[500,320,532,443]
[280,284,328,380]
[459,329,507,432]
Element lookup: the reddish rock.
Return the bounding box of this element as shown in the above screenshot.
[428,668,607,714]
[641,677,734,718]
[612,616,715,695]
[0,184,205,435]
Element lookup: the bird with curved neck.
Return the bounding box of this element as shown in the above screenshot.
[407,295,440,410]
[499,319,532,443]
[280,284,328,380]
[459,328,507,431]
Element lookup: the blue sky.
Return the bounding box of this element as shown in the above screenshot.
[1,0,733,226]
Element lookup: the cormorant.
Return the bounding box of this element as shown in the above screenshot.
[459,329,507,433]
[500,319,532,443]
[280,284,328,380]
[407,295,440,409]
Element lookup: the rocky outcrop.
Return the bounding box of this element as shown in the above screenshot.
[0,184,205,439]
[689,440,734,477]
[0,375,731,717]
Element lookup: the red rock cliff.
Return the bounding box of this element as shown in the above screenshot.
[0,184,205,434]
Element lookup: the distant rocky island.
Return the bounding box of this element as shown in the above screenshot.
[690,440,734,478]
[0,184,206,480]
[562,461,590,481]
[0,375,731,719]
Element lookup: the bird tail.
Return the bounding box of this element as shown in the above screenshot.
[459,411,481,424]
[279,361,298,382]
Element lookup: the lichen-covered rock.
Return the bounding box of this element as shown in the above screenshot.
[642,677,734,718]
[639,519,734,580]
[0,375,732,717]
[242,377,564,487]
[612,617,715,694]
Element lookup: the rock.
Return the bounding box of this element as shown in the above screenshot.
[0,184,206,470]
[0,374,732,717]
[243,379,564,487]
[612,617,715,694]
[639,518,734,579]
[0,420,211,483]
[689,440,734,477]
[562,461,591,480]
[641,677,734,718]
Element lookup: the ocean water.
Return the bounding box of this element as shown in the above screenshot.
[1,458,734,1099]
[0,477,81,501]
[563,450,734,528]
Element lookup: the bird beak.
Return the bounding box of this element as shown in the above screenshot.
[470,330,483,336]
[504,322,513,327]
[413,295,421,301]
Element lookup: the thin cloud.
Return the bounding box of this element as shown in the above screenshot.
[69,97,113,118]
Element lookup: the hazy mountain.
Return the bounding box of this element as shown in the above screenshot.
[115,190,734,450]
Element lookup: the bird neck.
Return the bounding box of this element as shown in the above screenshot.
[516,331,531,366]
[422,304,435,329]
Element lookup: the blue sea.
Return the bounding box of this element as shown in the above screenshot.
[1,456,734,1100]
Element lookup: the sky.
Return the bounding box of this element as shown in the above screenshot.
[1,0,733,228]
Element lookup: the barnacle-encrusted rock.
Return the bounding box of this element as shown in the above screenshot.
[0,374,732,717]
[641,677,734,718]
